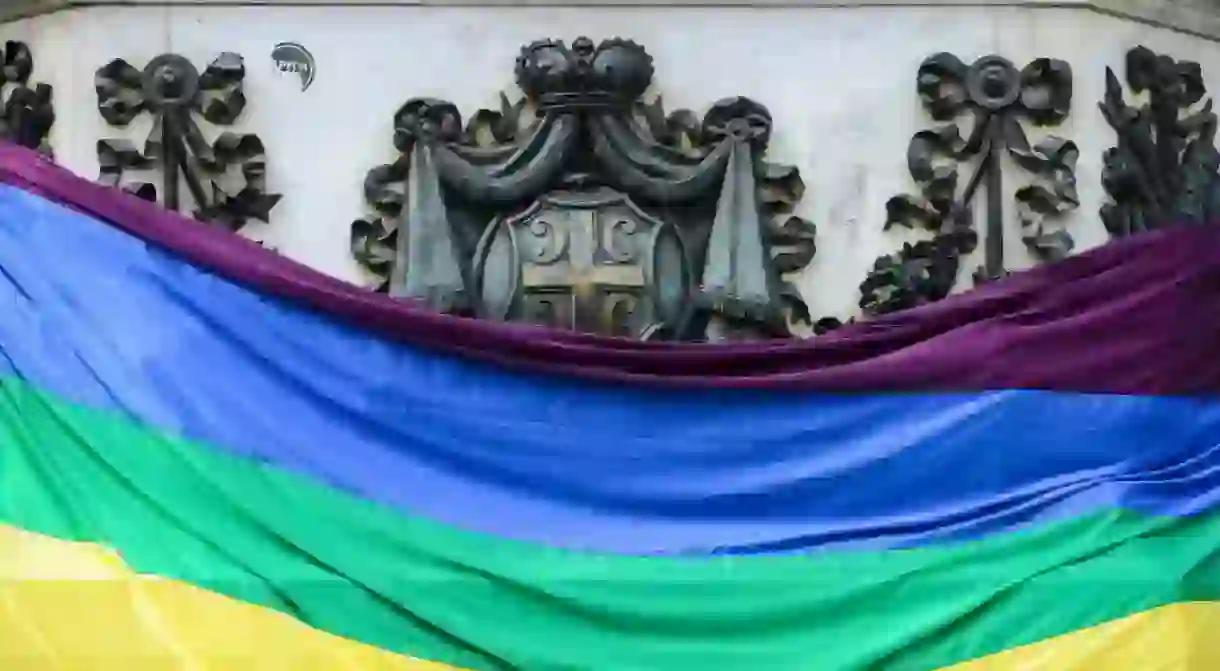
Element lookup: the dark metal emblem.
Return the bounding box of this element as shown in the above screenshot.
[475,189,688,337]
[271,42,315,92]
[351,37,822,341]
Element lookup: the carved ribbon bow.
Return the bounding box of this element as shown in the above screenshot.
[95,52,280,231]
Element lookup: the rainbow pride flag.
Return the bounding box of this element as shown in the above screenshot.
[0,142,1218,669]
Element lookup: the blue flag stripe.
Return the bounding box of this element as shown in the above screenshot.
[2,185,1219,555]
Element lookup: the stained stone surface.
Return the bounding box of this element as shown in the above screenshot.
[8,0,1220,41]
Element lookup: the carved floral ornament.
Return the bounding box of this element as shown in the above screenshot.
[1100,46,1220,236]
[0,41,54,153]
[94,52,281,234]
[351,37,819,341]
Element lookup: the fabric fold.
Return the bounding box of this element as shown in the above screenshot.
[0,141,1218,670]
[0,143,1216,392]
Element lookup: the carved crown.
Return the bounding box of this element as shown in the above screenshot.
[515,37,654,109]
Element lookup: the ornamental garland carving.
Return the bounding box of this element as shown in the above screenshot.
[1100,46,1220,236]
[350,37,819,341]
[94,52,281,234]
[0,41,54,153]
[860,53,1078,316]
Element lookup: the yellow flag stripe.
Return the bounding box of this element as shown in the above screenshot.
[945,600,1220,670]
[0,521,1215,670]
[0,522,459,670]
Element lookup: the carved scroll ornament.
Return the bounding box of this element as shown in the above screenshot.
[860,53,1078,316]
[1100,46,1220,236]
[351,37,817,341]
[0,41,54,153]
[94,52,281,233]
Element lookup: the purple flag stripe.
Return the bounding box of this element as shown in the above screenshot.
[2,142,1217,394]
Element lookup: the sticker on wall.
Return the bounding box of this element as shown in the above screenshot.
[271,42,316,92]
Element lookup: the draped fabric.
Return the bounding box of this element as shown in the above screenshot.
[0,141,1218,669]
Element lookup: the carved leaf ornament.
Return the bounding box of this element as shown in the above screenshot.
[0,41,54,154]
[1100,46,1220,236]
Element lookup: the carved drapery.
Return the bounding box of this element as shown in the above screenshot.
[351,37,817,340]
[0,41,53,154]
[1100,46,1220,236]
[860,52,1078,316]
[94,53,281,233]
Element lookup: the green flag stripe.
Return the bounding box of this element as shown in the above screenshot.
[1,377,1216,670]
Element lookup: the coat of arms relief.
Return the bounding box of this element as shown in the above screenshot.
[350,37,819,341]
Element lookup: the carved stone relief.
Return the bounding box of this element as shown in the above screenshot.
[94,53,281,233]
[0,41,53,153]
[351,37,819,341]
[1100,46,1220,236]
[860,53,1078,316]
[47,39,1212,328]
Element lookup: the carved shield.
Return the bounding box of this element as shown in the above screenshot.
[473,188,691,338]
